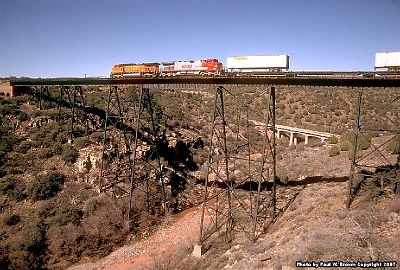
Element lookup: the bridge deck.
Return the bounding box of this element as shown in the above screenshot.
[10,77,400,88]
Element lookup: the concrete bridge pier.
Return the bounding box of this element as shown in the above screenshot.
[289,131,294,146]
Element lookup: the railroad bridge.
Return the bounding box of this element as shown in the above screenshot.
[9,75,400,255]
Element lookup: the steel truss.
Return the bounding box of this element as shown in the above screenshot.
[198,86,276,247]
[99,85,166,221]
[57,85,89,142]
[28,85,90,141]
[28,85,52,110]
[348,88,400,207]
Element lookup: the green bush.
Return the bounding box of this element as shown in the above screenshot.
[17,112,29,122]
[52,143,63,155]
[90,131,104,142]
[27,171,65,201]
[38,148,53,159]
[329,135,338,144]
[328,145,340,157]
[73,136,89,149]
[15,141,32,154]
[0,180,24,201]
[2,214,20,226]
[296,142,305,151]
[340,140,352,151]
[54,204,83,226]
[8,168,23,175]
[386,135,400,154]
[9,221,47,269]
[348,149,363,161]
[0,135,17,153]
[276,166,289,184]
[61,144,79,163]
[341,131,371,151]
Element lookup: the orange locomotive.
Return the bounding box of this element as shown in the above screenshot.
[110,62,160,78]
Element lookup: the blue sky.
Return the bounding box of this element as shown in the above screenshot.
[1,0,399,78]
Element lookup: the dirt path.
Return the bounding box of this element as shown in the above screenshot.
[68,206,204,270]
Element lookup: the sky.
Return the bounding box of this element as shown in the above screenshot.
[1,0,399,78]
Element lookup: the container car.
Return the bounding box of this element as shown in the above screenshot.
[374,52,400,72]
[226,55,290,72]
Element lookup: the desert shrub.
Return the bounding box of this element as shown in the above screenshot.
[0,103,20,117]
[61,144,79,163]
[341,131,371,151]
[276,145,286,160]
[340,140,352,151]
[0,135,17,154]
[308,138,324,148]
[0,181,11,195]
[276,166,289,184]
[2,214,20,226]
[8,168,23,175]
[38,148,53,158]
[37,203,56,219]
[9,221,47,270]
[357,134,372,150]
[17,112,29,122]
[90,131,104,142]
[84,195,109,213]
[296,142,305,151]
[52,143,63,155]
[15,141,32,154]
[0,180,24,202]
[387,198,400,215]
[348,149,363,161]
[386,135,400,154]
[278,136,289,146]
[328,145,340,157]
[27,171,65,201]
[73,136,89,149]
[329,135,339,144]
[53,204,83,226]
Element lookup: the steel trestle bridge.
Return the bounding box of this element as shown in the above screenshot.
[9,75,400,256]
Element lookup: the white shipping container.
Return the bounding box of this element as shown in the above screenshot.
[374,52,400,69]
[226,55,289,70]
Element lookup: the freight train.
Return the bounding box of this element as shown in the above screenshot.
[110,52,400,78]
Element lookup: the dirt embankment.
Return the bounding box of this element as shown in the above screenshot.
[68,206,204,270]
[0,81,12,96]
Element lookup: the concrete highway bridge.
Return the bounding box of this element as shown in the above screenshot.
[250,120,334,145]
[274,124,333,145]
